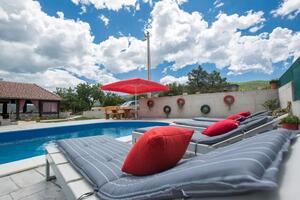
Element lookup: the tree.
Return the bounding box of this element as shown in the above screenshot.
[102,93,125,107]
[187,65,209,93]
[206,70,228,92]
[55,87,78,112]
[159,83,187,97]
[187,65,228,93]
[56,83,107,113]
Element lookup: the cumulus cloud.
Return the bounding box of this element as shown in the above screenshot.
[143,0,299,74]
[0,69,85,91]
[160,75,188,85]
[99,14,109,26]
[1,0,300,90]
[94,36,147,73]
[271,0,300,19]
[0,0,117,89]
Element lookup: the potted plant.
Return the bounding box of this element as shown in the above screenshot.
[262,99,280,112]
[269,79,279,89]
[281,115,300,130]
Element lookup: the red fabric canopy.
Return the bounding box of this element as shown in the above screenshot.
[100,78,169,94]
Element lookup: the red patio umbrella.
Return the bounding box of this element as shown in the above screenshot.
[101,78,169,118]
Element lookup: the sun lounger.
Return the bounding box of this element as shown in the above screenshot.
[133,114,287,154]
[46,129,298,200]
[192,110,269,122]
[173,113,273,129]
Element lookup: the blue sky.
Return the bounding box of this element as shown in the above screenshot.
[0,0,300,89]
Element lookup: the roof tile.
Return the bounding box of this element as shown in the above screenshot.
[0,81,61,101]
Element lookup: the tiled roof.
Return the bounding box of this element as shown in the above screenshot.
[0,81,61,101]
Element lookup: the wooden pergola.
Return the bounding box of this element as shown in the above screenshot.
[0,81,61,120]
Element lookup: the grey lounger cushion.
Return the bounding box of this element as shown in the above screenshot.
[191,125,245,145]
[242,116,273,132]
[173,119,213,127]
[134,126,244,145]
[57,129,296,200]
[135,117,269,145]
[193,117,223,122]
[134,125,204,134]
[192,110,269,123]
[57,136,130,188]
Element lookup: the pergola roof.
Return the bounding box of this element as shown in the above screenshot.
[0,81,61,101]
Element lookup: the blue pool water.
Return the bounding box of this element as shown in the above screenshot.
[0,121,168,164]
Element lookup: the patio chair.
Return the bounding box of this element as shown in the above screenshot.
[45,128,298,200]
[104,106,121,119]
[133,114,288,154]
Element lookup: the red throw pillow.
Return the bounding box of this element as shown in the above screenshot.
[122,126,194,176]
[235,111,251,117]
[227,114,243,120]
[202,119,239,137]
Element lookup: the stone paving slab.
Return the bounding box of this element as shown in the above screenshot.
[10,170,44,188]
[0,177,19,196]
[0,156,45,178]
[0,168,65,200]
[0,195,13,200]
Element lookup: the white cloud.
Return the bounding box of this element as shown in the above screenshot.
[0,0,117,89]
[1,0,300,91]
[0,69,85,91]
[271,0,300,19]
[79,6,87,15]
[95,36,146,73]
[99,15,109,26]
[71,0,140,11]
[142,0,299,74]
[214,0,224,8]
[160,75,188,85]
[174,0,188,5]
[249,24,264,33]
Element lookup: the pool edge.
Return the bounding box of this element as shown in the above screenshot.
[0,135,133,177]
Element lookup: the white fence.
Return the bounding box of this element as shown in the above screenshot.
[139,89,278,118]
[83,110,105,118]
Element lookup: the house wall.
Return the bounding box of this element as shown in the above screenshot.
[278,82,300,117]
[138,89,278,118]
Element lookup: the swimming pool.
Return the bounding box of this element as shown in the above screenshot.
[0,121,168,164]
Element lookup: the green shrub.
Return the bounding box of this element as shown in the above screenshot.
[269,79,279,84]
[281,115,300,124]
[263,99,280,111]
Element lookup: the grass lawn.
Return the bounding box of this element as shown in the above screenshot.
[235,80,270,91]
[39,116,104,123]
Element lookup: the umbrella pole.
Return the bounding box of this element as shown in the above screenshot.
[135,93,137,119]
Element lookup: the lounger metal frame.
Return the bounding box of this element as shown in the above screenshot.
[132,114,288,155]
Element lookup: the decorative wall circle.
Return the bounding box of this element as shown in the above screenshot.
[177,98,185,108]
[163,105,171,117]
[223,95,235,106]
[147,99,154,109]
[200,104,211,114]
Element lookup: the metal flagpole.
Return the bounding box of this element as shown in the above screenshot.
[146,31,151,81]
[145,31,152,98]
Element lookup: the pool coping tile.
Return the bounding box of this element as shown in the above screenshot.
[0,156,45,178]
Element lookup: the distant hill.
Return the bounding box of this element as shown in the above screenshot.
[234,80,270,91]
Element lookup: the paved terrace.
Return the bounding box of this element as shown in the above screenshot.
[0,166,65,200]
[0,118,177,200]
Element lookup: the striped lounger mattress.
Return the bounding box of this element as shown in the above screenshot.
[57,129,296,200]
